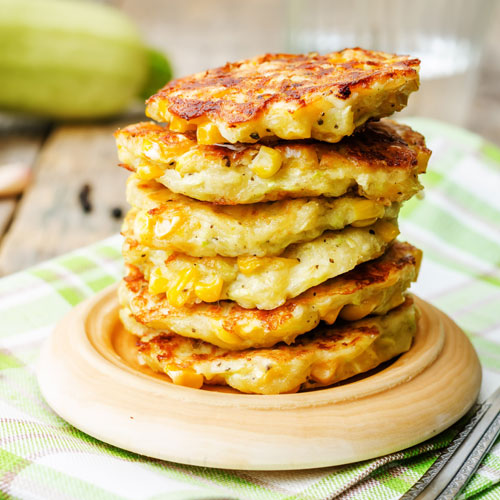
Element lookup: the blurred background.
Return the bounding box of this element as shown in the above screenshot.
[0,0,499,275]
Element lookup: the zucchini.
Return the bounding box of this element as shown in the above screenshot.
[0,0,172,119]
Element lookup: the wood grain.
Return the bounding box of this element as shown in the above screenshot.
[0,122,129,275]
[0,132,45,244]
[0,200,15,238]
[37,290,481,470]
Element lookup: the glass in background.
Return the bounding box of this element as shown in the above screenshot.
[286,0,496,125]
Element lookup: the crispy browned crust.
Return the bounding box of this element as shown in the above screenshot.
[123,241,421,335]
[136,296,415,371]
[146,49,419,124]
[117,118,430,174]
[137,324,380,364]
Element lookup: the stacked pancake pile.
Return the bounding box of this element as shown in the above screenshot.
[116,49,430,394]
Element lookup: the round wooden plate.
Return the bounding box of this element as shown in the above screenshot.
[37,285,481,470]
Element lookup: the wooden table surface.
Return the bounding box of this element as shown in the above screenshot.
[0,0,499,276]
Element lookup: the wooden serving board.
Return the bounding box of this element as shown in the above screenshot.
[37,285,481,470]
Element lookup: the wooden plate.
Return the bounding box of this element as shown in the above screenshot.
[37,285,481,470]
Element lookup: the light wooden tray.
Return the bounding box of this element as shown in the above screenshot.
[37,285,481,470]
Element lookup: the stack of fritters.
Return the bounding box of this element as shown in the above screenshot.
[116,49,430,394]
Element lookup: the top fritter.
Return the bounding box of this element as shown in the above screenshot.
[146,48,420,145]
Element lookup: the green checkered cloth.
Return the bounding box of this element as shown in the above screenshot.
[1,117,500,500]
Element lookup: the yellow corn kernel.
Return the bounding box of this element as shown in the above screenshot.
[414,248,423,274]
[154,216,181,239]
[237,256,264,275]
[169,116,190,132]
[339,299,378,321]
[166,267,199,308]
[142,139,162,161]
[135,211,154,235]
[249,146,283,178]
[237,255,295,275]
[322,306,342,325]
[351,217,378,228]
[175,151,199,176]
[153,99,169,117]
[215,326,243,346]
[149,267,170,295]
[374,220,400,243]
[168,369,204,389]
[353,199,384,221]
[310,363,336,385]
[136,164,164,181]
[194,276,223,303]
[196,122,226,145]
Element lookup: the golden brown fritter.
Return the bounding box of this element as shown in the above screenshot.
[122,219,399,310]
[127,175,400,257]
[136,298,417,394]
[116,119,430,205]
[120,241,421,350]
[145,49,420,144]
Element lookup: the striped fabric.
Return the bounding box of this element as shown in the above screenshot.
[1,117,499,500]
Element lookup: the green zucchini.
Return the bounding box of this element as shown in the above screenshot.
[0,0,172,119]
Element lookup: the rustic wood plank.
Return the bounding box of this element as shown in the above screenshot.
[0,132,45,243]
[0,199,16,237]
[0,122,129,275]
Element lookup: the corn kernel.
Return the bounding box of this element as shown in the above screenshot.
[310,363,336,385]
[339,299,378,321]
[215,326,243,346]
[149,267,169,295]
[414,248,423,274]
[136,164,164,181]
[237,255,295,275]
[194,276,223,302]
[249,146,283,178]
[154,216,181,239]
[374,220,400,243]
[166,267,199,308]
[351,217,379,228]
[135,211,154,234]
[143,139,162,161]
[196,122,226,145]
[169,116,190,132]
[322,306,342,325]
[168,369,204,389]
[237,256,264,275]
[175,151,198,176]
[353,199,384,221]
[154,100,169,117]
